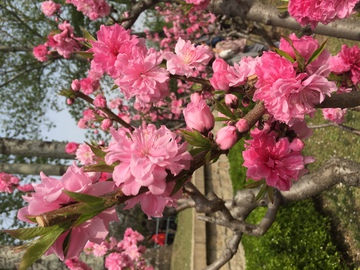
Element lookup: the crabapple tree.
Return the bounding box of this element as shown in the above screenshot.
[1,0,360,270]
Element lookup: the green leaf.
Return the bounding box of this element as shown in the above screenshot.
[72,204,107,227]
[1,226,55,240]
[81,27,96,41]
[281,35,305,71]
[84,163,115,173]
[244,179,265,189]
[86,142,106,158]
[273,48,295,63]
[170,176,189,196]
[75,51,94,59]
[63,190,105,204]
[305,39,327,68]
[253,184,268,202]
[189,147,209,157]
[19,225,67,270]
[267,186,275,204]
[181,130,212,148]
[215,117,230,122]
[215,100,235,120]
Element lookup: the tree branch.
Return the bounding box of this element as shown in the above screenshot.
[316,91,360,109]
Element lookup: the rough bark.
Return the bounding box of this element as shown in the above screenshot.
[0,138,75,159]
[209,0,360,41]
[0,163,69,176]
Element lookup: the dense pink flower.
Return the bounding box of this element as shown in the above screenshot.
[288,0,358,29]
[65,258,91,270]
[17,164,118,260]
[105,252,133,270]
[33,44,48,62]
[215,126,238,150]
[183,93,215,133]
[163,37,213,77]
[322,108,347,124]
[90,24,142,78]
[92,242,108,257]
[114,48,170,103]
[41,1,61,17]
[65,142,79,154]
[243,127,314,190]
[0,172,20,193]
[329,44,360,85]
[80,77,100,95]
[76,143,95,165]
[66,0,111,20]
[210,58,232,91]
[105,124,192,197]
[100,119,113,131]
[47,22,83,58]
[235,119,249,133]
[279,34,331,76]
[93,94,107,108]
[254,52,336,124]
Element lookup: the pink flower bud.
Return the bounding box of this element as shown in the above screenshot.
[183,94,214,134]
[235,119,249,133]
[65,142,79,154]
[67,98,74,105]
[71,79,80,91]
[93,94,107,108]
[100,119,112,131]
[215,126,238,150]
[224,94,238,108]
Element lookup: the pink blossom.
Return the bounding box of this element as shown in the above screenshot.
[105,124,192,198]
[183,93,215,133]
[322,108,347,124]
[0,172,20,193]
[224,94,239,108]
[254,52,336,124]
[329,44,360,85]
[209,58,232,91]
[105,252,133,270]
[33,44,48,62]
[92,242,108,257]
[114,48,170,103]
[108,98,122,110]
[78,118,88,129]
[48,22,83,58]
[243,128,314,190]
[65,142,79,154]
[66,0,111,20]
[100,119,112,131]
[235,119,249,133]
[76,143,95,165]
[163,37,213,77]
[65,258,91,270]
[90,24,142,78]
[288,0,358,29]
[41,1,61,17]
[279,33,331,76]
[93,94,107,108]
[80,78,100,95]
[71,79,80,91]
[17,164,118,260]
[215,126,238,150]
[17,184,34,192]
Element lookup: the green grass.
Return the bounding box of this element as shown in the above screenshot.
[170,208,193,270]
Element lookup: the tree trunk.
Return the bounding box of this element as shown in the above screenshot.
[0,138,75,159]
[209,0,360,41]
[0,163,69,176]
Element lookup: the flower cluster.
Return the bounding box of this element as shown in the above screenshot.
[243,124,314,191]
[17,164,118,260]
[330,44,360,85]
[253,34,337,125]
[69,228,154,270]
[41,1,61,17]
[105,124,192,217]
[288,0,359,29]
[0,172,20,193]
[65,0,111,20]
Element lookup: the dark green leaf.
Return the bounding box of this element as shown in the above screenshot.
[85,142,106,158]
[81,27,96,41]
[253,184,268,202]
[19,225,67,270]
[84,163,115,173]
[170,176,189,196]
[215,117,230,122]
[244,179,265,189]
[273,48,295,63]
[75,51,94,59]
[215,100,235,120]
[2,226,54,240]
[281,35,305,71]
[267,186,275,204]
[181,130,212,148]
[306,39,327,67]
[63,190,105,204]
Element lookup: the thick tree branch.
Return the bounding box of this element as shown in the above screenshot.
[209,0,360,41]
[316,91,360,109]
